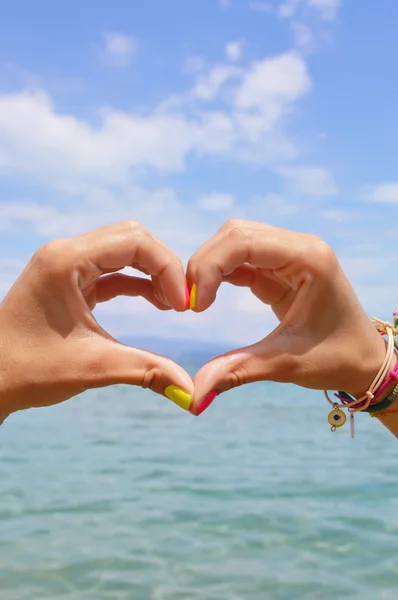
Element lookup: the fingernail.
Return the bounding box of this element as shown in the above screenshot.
[164,385,192,411]
[185,283,191,310]
[189,284,197,310]
[196,391,218,416]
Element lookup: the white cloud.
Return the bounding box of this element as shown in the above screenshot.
[235,52,311,112]
[192,64,242,100]
[306,0,340,21]
[0,186,206,242]
[0,51,313,188]
[291,22,313,51]
[100,32,137,67]
[220,0,231,7]
[367,183,398,204]
[279,0,340,21]
[279,0,301,18]
[225,40,245,62]
[198,192,236,211]
[279,165,338,196]
[0,91,197,183]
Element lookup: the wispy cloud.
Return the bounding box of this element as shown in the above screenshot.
[100,31,137,67]
[366,183,398,203]
[198,193,236,211]
[279,166,339,196]
[235,52,311,110]
[192,64,242,100]
[291,22,313,50]
[279,0,340,21]
[249,0,340,21]
[225,40,245,62]
[0,50,314,191]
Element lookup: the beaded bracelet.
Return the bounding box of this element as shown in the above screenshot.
[324,312,398,438]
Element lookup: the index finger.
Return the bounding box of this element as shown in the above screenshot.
[72,221,188,311]
[186,219,323,312]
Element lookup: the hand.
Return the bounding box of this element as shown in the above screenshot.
[187,219,389,415]
[0,221,194,422]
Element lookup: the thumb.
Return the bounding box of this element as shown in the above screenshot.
[191,332,292,416]
[81,337,195,412]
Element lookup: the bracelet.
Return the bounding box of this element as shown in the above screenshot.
[324,312,397,438]
[368,381,398,417]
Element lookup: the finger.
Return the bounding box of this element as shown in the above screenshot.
[187,220,319,312]
[187,220,267,278]
[70,221,187,311]
[190,334,291,416]
[79,336,195,412]
[186,220,265,302]
[95,274,171,311]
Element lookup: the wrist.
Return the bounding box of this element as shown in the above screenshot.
[371,354,398,405]
[344,330,390,400]
[0,389,15,424]
[0,319,20,423]
[0,380,16,425]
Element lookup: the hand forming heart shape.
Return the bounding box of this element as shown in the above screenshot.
[0,219,387,424]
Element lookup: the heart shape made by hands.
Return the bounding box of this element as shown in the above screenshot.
[100,220,382,420]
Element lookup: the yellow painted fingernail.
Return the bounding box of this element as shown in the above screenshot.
[189,283,197,309]
[164,385,192,411]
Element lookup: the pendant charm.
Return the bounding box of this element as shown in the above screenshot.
[350,411,355,439]
[328,407,346,431]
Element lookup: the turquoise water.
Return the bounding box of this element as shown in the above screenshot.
[1,370,398,599]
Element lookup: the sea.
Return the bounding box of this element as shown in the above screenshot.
[1,364,398,599]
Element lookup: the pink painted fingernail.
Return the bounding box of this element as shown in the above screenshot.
[196,391,218,416]
[185,283,191,310]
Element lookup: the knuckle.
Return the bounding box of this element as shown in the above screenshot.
[227,225,250,243]
[125,219,143,233]
[133,224,151,245]
[32,240,71,278]
[160,256,174,272]
[222,218,246,232]
[140,365,163,390]
[224,360,249,389]
[305,235,337,273]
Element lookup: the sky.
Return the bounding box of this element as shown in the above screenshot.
[0,0,398,348]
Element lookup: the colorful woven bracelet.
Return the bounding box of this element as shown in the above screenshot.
[368,382,398,416]
[324,310,398,438]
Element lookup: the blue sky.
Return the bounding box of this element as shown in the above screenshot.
[0,0,398,346]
